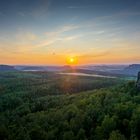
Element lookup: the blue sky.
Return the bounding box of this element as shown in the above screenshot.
[0,0,140,65]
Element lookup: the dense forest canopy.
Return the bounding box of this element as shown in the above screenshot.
[0,71,140,140]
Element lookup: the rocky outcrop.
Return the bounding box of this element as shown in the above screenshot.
[124,64,140,76]
[136,72,140,89]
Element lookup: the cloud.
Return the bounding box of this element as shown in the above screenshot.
[36,24,82,47]
[8,24,82,53]
[45,25,80,37]
[67,5,101,9]
[57,34,83,41]
[0,31,38,53]
[94,10,140,22]
[36,39,56,48]
[16,31,37,42]
[87,30,105,36]
[0,41,20,54]
[36,34,82,48]
[78,51,109,59]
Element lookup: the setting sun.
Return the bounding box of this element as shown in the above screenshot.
[66,57,77,65]
[70,58,74,63]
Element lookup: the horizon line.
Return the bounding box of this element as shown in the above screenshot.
[1,63,140,66]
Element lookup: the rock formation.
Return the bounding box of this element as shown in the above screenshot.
[136,71,140,89]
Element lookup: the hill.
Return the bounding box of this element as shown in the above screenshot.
[0,65,16,71]
[14,65,72,71]
[13,64,140,77]
[109,64,140,76]
[124,64,140,75]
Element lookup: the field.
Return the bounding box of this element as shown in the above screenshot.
[0,71,140,140]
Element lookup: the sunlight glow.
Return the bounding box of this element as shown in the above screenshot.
[66,56,78,65]
[70,58,74,63]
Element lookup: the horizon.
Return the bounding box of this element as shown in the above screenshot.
[1,63,140,67]
[0,0,140,65]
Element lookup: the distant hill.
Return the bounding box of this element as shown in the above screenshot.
[0,65,17,71]
[76,65,126,72]
[113,64,140,76]
[14,65,72,71]
[15,65,127,73]
[124,64,140,74]
[1,64,140,76]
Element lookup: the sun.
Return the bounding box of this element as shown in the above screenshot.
[66,57,77,65]
[70,58,74,63]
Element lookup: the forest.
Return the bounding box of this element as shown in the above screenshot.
[0,71,140,140]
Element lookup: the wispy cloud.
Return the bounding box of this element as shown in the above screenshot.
[35,24,82,47]
[68,5,102,9]
[78,51,109,59]
[16,31,38,43]
[7,24,82,53]
[57,34,83,41]
[36,34,82,48]
[93,10,140,22]
[45,25,80,37]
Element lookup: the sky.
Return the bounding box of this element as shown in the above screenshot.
[0,0,140,65]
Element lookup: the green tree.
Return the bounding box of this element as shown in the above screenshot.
[109,131,126,140]
[63,131,74,140]
[76,128,86,140]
